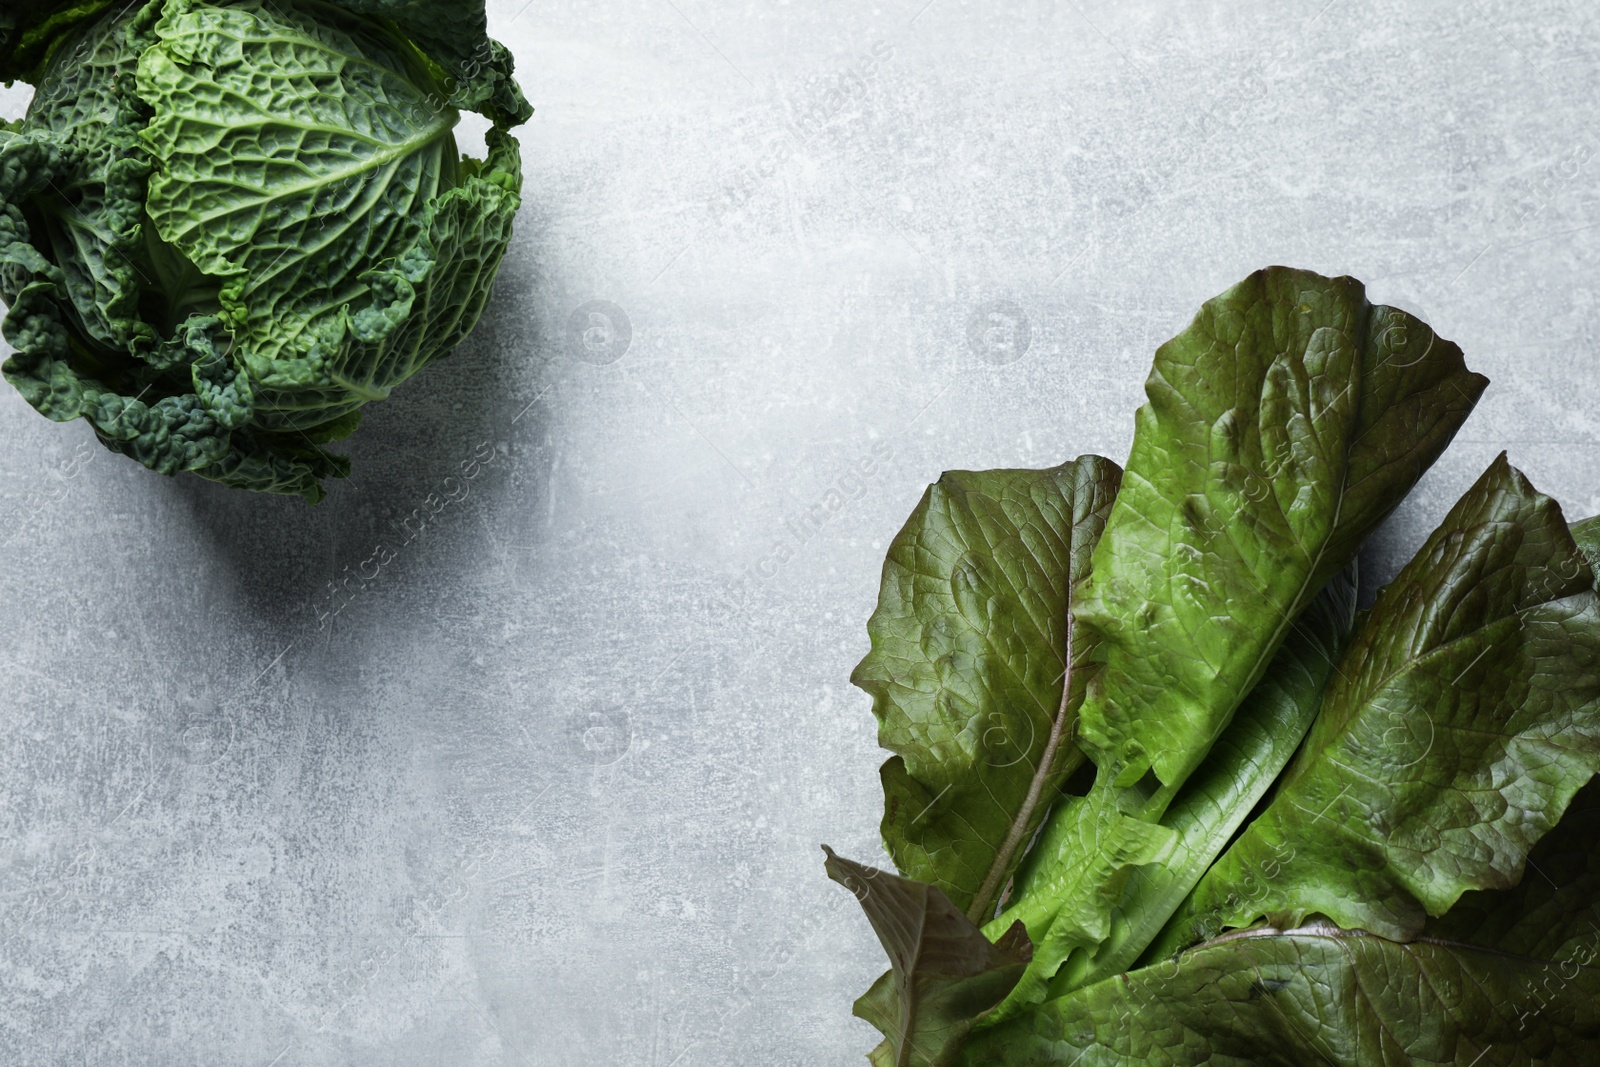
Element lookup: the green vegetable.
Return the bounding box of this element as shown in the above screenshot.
[851,458,1121,923]
[1150,454,1600,954]
[824,847,1034,1067]
[0,0,530,500]
[828,267,1600,1064]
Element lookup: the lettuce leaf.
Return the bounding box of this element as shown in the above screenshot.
[831,267,1600,1065]
[1052,561,1358,994]
[824,848,1034,1067]
[1153,454,1600,953]
[961,268,1485,1017]
[964,782,1600,1065]
[1074,267,1486,798]
[959,922,1600,1066]
[852,457,1121,922]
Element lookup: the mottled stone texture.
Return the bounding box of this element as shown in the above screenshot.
[2,1,1599,1063]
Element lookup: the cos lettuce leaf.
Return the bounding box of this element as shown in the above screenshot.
[831,267,1600,1065]
[1575,514,1600,575]
[852,457,1121,922]
[824,848,1034,1067]
[959,924,1600,1067]
[1055,561,1358,994]
[965,781,1600,1066]
[1154,454,1600,952]
[962,268,1485,1017]
[1423,775,1600,975]
[1073,268,1487,798]
[974,562,1357,1020]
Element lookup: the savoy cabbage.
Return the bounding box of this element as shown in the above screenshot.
[0,0,531,500]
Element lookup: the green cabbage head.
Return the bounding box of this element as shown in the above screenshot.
[0,0,532,501]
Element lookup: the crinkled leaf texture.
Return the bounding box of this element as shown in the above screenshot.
[824,848,1033,1067]
[1424,775,1600,972]
[831,268,1540,1063]
[852,457,1122,923]
[1154,454,1600,953]
[966,778,1600,1065]
[1040,561,1358,998]
[1074,266,1487,796]
[0,1,122,84]
[975,562,1357,1021]
[1575,514,1600,575]
[0,0,528,500]
[958,924,1600,1066]
[320,0,532,124]
[947,265,1484,1017]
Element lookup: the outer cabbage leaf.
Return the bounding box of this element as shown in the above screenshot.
[851,457,1121,922]
[0,0,120,84]
[1073,266,1487,796]
[0,5,324,489]
[321,0,533,125]
[137,0,519,424]
[958,925,1600,1066]
[1153,455,1600,952]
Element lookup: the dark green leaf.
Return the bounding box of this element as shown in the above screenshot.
[1425,775,1600,965]
[1074,267,1487,797]
[824,848,1033,1067]
[1063,561,1358,991]
[320,0,533,124]
[1154,455,1600,953]
[852,457,1122,922]
[1573,515,1600,576]
[0,0,119,85]
[960,925,1600,1066]
[1,0,527,500]
[975,564,1357,1020]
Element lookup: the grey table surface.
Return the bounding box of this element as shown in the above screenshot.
[3,0,1598,1064]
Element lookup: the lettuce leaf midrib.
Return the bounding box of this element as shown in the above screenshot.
[966,618,1079,923]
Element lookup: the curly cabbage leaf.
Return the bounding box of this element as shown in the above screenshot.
[0,0,530,500]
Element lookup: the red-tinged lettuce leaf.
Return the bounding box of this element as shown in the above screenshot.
[959,924,1600,1066]
[1151,454,1600,954]
[1074,266,1488,797]
[851,457,1121,923]
[824,848,1033,1067]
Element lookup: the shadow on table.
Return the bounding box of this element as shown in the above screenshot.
[163,215,563,638]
